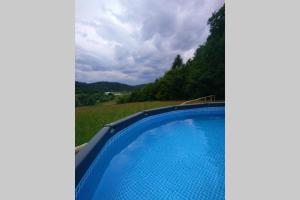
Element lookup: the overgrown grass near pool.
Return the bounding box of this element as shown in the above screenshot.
[75,101,184,146]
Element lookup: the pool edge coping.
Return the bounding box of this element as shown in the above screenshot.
[75,102,225,186]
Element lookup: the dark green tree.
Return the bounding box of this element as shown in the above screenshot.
[171,55,183,69]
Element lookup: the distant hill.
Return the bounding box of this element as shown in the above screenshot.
[75,81,145,94]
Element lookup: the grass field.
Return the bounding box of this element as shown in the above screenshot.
[75,101,184,146]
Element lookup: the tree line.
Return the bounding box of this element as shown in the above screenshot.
[76,93,114,107]
[75,81,144,106]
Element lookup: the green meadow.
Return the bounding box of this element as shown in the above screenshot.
[75,101,183,146]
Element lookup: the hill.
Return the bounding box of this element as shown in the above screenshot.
[75,81,146,107]
[75,81,144,94]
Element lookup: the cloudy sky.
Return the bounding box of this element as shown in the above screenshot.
[76,0,224,85]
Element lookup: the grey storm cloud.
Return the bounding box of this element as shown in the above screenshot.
[75,0,224,85]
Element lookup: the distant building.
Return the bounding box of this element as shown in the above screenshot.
[104,92,122,96]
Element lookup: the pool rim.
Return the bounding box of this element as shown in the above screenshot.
[75,102,225,187]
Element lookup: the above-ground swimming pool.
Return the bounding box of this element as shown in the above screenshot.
[76,103,224,200]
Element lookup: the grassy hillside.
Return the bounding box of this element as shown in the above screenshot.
[76,101,183,146]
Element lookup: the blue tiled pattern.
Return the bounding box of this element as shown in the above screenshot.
[76,107,225,200]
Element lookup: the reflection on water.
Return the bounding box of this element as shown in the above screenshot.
[76,107,224,200]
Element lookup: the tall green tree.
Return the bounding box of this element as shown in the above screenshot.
[171,55,183,69]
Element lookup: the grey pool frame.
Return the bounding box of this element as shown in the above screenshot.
[75,102,225,186]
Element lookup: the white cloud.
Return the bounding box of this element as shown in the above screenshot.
[75,0,224,84]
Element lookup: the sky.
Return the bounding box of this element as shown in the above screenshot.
[75,0,224,85]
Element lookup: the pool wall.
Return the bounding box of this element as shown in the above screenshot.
[75,102,225,186]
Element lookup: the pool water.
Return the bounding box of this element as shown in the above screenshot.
[76,107,224,200]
